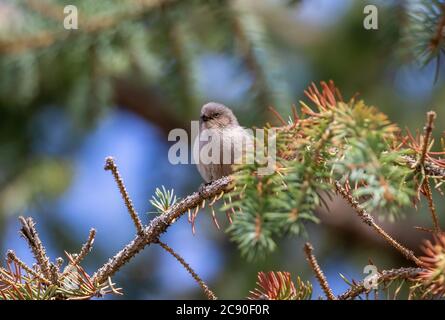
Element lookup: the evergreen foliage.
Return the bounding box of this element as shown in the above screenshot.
[1,0,445,300]
[402,0,445,78]
[224,81,444,260]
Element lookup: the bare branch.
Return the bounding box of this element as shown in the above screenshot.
[334,182,423,266]
[72,228,96,265]
[18,216,53,282]
[414,111,442,233]
[92,175,233,284]
[403,155,445,178]
[6,250,51,285]
[414,111,436,169]
[303,242,336,300]
[49,263,59,285]
[423,180,441,233]
[338,267,424,300]
[104,157,144,235]
[157,240,217,300]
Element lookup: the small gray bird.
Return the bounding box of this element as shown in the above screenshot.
[194,102,253,183]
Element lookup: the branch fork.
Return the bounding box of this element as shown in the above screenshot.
[92,157,232,298]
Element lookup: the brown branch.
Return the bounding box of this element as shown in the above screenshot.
[6,250,51,285]
[72,228,96,265]
[401,156,445,180]
[92,175,233,285]
[303,242,336,300]
[49,263,59,285]
[402,155,445,179]
[423,180,441,233]
[104,157,144,235]
[18,216,53,282]
[414,111,436,169]
[156,240,217,300]
[56,257,64,271]
[415,111,441,233]
[334,182,423,266]
[338,267,424,300]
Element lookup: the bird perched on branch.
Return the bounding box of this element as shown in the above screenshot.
[193,102,253,183]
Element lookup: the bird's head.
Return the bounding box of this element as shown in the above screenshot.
[199,102,239,129]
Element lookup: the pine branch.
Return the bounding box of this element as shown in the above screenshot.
[303,242,336,300]
[334,182,423,266]
[104,157,144,235]
[414,111,441,233]
[92,168,233,284]
[423,180,441,234]
[156,240,217,300]
[2,158,232,298]
[338,267,424,300]
[413,111,436,169]
[6,250,51,285]
[402,155,445,179]
[3,80,444,298]
[2,219,123,299]
[72,228,96,266]
[224,81,445,260]
[18,216,53,282]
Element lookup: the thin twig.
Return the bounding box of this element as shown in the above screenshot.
[49,263,59,285]
[18,216,53,282]
[303,242,336,300]
[414,226,435,233]
[403,156,445,179]
[414,111,436,169]
[338,267,424,300]
[423,180,441,233]
[56,257,64,271]
[415,111,441,233]
[157,240,217,300]
[73,229,96,265]
[92,175,233,284]
[334,182,423,266]
[104,157,144,235]
[6,250,51,285]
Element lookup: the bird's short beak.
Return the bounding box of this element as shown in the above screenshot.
[200,114,210,122]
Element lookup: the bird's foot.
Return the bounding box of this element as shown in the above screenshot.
[198,182,212,197]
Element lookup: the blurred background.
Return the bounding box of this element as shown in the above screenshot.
[0,0,444,299]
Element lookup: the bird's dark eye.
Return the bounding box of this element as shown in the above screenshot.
[213,112,220,117]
